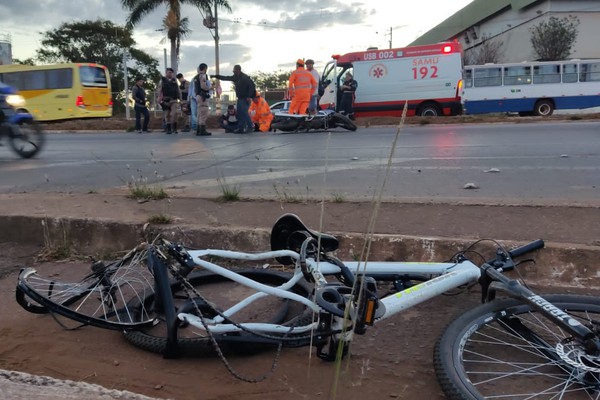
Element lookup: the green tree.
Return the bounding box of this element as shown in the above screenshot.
[252,70,291,90]
[35,19,161,94]
[530,16,580,61]
[121,0,231,73]
[12,58,36,66]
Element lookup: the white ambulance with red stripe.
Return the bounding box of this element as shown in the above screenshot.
[319,42,463,117]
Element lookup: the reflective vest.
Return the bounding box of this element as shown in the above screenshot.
[289,68,316,91]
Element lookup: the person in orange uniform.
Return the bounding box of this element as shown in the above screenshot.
[288,59,317,115]
[249,91,273,132]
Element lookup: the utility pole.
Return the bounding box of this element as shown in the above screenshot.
[214,1,220,77]
[388,27,393,49]
[123,50,130,120]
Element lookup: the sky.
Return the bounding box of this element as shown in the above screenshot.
[0,0,475,80]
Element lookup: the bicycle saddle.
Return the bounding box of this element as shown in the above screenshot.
[270,213,339,265]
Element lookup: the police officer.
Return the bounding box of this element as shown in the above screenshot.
[158,67,181,134]
[193,63,212,136]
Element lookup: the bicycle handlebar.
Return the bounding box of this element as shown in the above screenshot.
[508,239,545,259]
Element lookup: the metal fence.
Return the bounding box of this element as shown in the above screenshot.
[112,87,287,118]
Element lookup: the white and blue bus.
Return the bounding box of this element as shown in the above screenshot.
[461,60,600,116]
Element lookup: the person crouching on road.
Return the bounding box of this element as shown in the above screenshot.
[249,91,273,132]
[193,63,212,136]
[288,59,317,115]
[220,105,239,133]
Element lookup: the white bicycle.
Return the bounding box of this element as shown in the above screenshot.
[16,213,600,399]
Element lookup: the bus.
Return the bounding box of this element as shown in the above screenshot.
[319,42,464,117]
[0,63,113,121]
[462,60,600,116]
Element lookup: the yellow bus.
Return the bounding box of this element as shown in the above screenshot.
[0,63,113,121]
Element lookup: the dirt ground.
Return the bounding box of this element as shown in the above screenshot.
[1,191,599,399]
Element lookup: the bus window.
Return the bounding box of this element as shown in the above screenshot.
[22,71,46,90]
[563,64,578,83]
[1,72,21,88]
[47,68,73,89]
[504,66,531,85]
[463,69,473,88]
[533,64,560,84]
[79,65,108,87]
[473,67,502,87]
[579,62,600,82]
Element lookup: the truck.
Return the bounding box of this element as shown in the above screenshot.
[319,42,464,117]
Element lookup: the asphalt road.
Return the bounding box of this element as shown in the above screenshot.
[1,121,599,205]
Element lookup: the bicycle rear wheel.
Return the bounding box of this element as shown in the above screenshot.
[123,269,313,357]
[16,246,156,330]
[434,294,600,399]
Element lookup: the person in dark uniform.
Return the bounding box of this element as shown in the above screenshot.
[158,67,181,134]
[339,72,357,120]
[131,77,150,133]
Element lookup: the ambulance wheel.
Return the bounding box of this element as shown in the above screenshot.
[418,102,442,117]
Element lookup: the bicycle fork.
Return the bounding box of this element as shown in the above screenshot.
[484,265,600,356]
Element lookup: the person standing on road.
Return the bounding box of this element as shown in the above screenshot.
[288,59,316,115]
[132,77,150,133]
[249,91,273,132]
[192,63,212,136]
[340,71,357,120]
[213,65,255,134]
[187,70,198,133]
[158,67,181,134]
[177,73,191,132]
[305,59,320,115]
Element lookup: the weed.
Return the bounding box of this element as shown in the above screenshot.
[570,115,583,120]
[419,118,431,125]
[331,192,345,203]
[37,219,73,261]
[217,176,241,202]
[87,189,98,194]
[127,181,169,200]
[147,213,172,224]
[272,183,303,203]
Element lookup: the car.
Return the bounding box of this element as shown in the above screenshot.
[269,100,290,115]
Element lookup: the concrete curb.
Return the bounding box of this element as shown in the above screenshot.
[0,369,162,400]
[4,214,598,288]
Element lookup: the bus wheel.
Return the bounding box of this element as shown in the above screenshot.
[418,103,441,117]
[534,100,554,116]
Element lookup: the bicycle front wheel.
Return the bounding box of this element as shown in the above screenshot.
[434,294,600,399]
[16,246,156,330]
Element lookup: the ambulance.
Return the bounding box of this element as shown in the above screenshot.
[319,42,463,117]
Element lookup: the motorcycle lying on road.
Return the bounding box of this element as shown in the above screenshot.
[270,108,357,133]
[0,82,45,158]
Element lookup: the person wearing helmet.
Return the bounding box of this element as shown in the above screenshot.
[288,59,317,115]
[249,91,273,132]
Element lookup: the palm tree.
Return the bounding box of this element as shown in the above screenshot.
[121,0,231,73]
[157,9,192,71]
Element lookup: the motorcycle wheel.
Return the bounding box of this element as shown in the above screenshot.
[9,119,45,159]
[271,117,299,133]
[330,113,357,131]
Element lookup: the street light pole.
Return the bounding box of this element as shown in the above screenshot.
[213,0,221,115]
